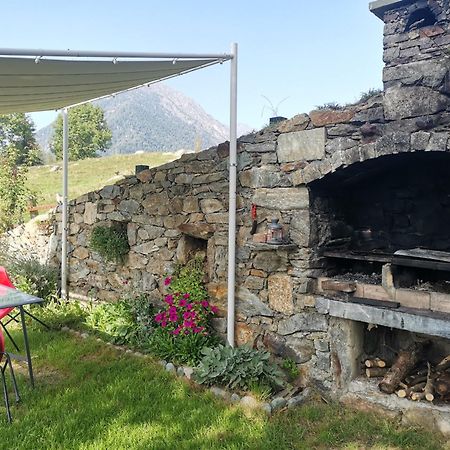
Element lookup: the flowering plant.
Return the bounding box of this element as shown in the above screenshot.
[155,277,218,336]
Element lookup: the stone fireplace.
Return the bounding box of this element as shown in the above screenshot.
[10,0,450,436]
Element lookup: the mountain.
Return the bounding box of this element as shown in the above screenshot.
[36,83,250,155]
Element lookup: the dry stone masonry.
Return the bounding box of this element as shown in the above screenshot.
[6,0,450,435]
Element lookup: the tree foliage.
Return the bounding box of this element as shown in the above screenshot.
[0,113,38,232]
[51,104,112,160]
[0,113,41,166]
[0,149,35,232]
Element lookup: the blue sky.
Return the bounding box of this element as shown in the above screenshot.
[1,1,384,131]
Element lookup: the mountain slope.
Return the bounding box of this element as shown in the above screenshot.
[36,83,237,155]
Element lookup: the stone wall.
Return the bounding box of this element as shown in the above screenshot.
[9,1,450,400]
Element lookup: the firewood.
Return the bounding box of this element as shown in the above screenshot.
[365,358,387,368]
[366,367,389,378]
[436,355,450,372]
[404,368,428,384]
[406,375,427,386]
[409,381,426,393]
[396,389,407,398]
[378,342,425,394]
[410,392,425,401]
[424,362,435,402]
[435,373,450,397]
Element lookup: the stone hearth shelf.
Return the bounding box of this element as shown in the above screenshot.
[316,297,450,340]
[247,243,297,251]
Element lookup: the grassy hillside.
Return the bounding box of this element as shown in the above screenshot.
[26,152,178,214]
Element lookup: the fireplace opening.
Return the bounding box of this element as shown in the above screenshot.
[405,6,438,32]
[310,152,450,296]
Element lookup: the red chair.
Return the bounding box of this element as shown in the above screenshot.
[0,328,20,422]
[0,267,20,352]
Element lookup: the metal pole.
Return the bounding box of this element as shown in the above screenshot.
[226,43,238,347]
[61,108,69,300]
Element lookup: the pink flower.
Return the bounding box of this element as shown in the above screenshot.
[211,306,219,315]
[172,327,181,335]
[155,313,164,323]
[161,321,167,327]
[183,311,191,320]
[193,326,204,334]
[183,293,190,299]
[169,314,178,322]
[179,299,187,307]
[164,294,174,305]
[164,277,172,286]
[169,306,177,315]
[183,320,194,328]
[201,300,209,308]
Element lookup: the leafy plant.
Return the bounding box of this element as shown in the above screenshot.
[127,292,156,346]
[150,259,219,364]
[314,101,345,111]
[357,88,382,104]
[281,358,300,381]
[167,256,208,302]
[32,299,87,330]
[148,327,218,365]
[0,242,59,301]
[89,225,129,263]
[194,345,285,393]
[85,299,137,345]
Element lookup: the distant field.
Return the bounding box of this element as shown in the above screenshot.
[26,152,178,214]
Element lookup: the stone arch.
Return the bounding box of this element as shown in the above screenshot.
[294,131,450,186]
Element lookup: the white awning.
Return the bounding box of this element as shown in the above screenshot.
[0,55,223,113]
[0,46,239,347]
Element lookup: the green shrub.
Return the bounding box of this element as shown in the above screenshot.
[127,293,156,346]
[167,256,208,302]
[89,225,129,263]
[281,358,300,381]
[0,241,59,301]
[148,327,218,366]
[11,258,59,301]
[33,299,86,330]
[194,345,285,393]
[85,299,137,344]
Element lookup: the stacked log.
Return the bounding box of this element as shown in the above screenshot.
[363,348,450,403]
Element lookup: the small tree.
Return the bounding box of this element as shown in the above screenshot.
[51,104,112,160]
[0,149,34,232]
[0,113,41,166]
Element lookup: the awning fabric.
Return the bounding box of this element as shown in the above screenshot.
[0,57,219,113]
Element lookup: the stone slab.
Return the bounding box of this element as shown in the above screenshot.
[316,297,450,339]
[369,0,413,19]
[253,188,309,210]
[277,128,326,163]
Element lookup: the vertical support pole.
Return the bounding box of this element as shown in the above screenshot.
[61,108,69,300]
[227,43,238,347]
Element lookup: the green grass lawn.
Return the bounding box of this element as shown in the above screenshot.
[26,152,178,214]
[0,328,446,450]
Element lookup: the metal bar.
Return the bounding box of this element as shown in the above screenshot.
[226,43,238,347]
[24,310,50,329]
[0,48,232,60]
[61,108,68,300]
[0,323,20,352]
[1,367,12,422]
[19,306,34,387]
